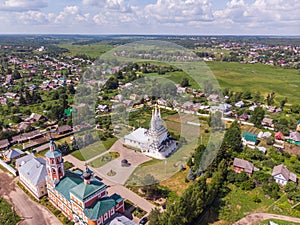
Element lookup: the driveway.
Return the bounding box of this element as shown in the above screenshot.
[0,170,61,225]
[94,139,151,185]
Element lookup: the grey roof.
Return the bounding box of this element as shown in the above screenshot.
[262,118,273,125]
[18,158,47,185]
[290,132,300,142]
[16,153,35,167]
[4,148,24,159]
[233,158,254,174]
[107,214,137,225]
[124,128,148,143]
[272,164,297,182]
[0,139,10,148]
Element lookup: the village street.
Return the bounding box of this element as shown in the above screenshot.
[0,170,62,225]
[233,212,300,225]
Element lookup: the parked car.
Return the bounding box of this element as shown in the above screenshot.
[139,217,148,225]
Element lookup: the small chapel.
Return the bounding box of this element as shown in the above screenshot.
[124,105,177,159]
[45,140,124,225]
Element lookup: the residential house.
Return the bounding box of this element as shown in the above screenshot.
[207,94,219,103]
[235,101,245,108]
[233,158,258,176]
[18,156,48,198]
[262,118,274,128]
[275,132,284,141]
[181,101,194,111]
[288,131,300,144]
[272,164,297,186]
[0,139,10,150]
[157,98,167,106]
[25,113,47,123]
[97,104,109,113]
[242,132,258,148]
[3,148,24,161]
[11,130,43,144]
[56,125,73,135]
[297,120,300,132]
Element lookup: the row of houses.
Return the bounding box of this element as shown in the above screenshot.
[233,158,297,186]
[0,125,73,150]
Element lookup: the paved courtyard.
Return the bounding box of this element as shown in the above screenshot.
[94,139,151,184]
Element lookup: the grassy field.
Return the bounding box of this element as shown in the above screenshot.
[160,168,192,196]
[71,137,117,161]
[206,61,300,104]
[58,43,113,58]
[0,197,21,225]
[89,152,120,168]
[218,184,300,224]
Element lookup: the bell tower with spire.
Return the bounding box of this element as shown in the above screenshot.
[45,139,65,182]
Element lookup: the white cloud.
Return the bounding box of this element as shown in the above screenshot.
[55,5,90,24]
[143,0,214,24]
[0,0,48,11]
[214,0,300,25]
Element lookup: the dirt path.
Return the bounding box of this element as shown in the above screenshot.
[0,170,61,225]
[233,212,300,225]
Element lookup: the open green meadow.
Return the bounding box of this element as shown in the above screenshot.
[218,184,300,224]
[58,43,113,58]
[206,61,300,104]
[71,137,117,161]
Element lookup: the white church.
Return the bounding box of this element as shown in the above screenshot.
[124,105,177,159]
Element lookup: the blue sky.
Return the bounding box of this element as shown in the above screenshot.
[0,0,299,35]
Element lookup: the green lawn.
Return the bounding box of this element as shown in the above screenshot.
[89,152,120,168]
[0,197,21,225]
[71,137,117,161]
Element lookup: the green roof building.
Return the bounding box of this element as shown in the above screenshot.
[45,140,125,225]
[242,132,258,147]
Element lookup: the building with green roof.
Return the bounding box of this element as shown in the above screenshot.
[45,140,125,225]
[242,132,258,148]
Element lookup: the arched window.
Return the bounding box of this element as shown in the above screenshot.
[52,168,56,174]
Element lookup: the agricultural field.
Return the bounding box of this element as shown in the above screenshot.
[206,61,300,104]
[57,43,113,58]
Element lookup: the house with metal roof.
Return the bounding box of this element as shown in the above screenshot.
[18,156,47,198]
[3,148,24,160]
[272,164,297,186]
[233,158,259,176]
[242,132,258,148]
[45,140,125,225]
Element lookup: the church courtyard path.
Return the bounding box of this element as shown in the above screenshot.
[64,145,156,213]
[94,139,151,185]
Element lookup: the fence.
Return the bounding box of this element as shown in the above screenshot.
[0,159,18,176]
